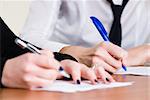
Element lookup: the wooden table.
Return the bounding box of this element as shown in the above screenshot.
[0,75,150,100]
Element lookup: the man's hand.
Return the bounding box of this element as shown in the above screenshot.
[60,42,127,73]
[2,50,60,89]
[123,44,150,66]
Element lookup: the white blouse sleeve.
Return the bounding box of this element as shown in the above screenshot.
[20,0,69,52]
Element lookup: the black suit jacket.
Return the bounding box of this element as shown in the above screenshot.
[0,17,77,87]
[0,17,32,87]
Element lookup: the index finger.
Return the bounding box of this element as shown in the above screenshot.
[40,49,54,58]
[31,53,61,70]
[100,42,128,59]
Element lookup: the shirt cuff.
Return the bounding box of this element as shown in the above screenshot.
[43,41,69,52]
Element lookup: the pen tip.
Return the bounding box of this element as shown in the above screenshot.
[122,65,127,71]
[90,16,96,20]
[59,66,64,71]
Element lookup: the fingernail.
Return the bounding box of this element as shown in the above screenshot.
[36,86,42,88]
[109,72,114,75]
[76,80,81,84]
[107,71,114,75]
[59,66,64,71]
[106,78,110,82]
[69,74,72,79]
[94,79,98,83]
[122,65,127,71]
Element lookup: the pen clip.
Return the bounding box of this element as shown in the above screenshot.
[27,43,41,54]
[15,38,27,49]
[15,38,41,54]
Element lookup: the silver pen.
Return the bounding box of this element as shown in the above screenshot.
[15,38,70,78]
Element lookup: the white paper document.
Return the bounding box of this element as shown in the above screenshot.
[34,80,133,93]
[115,66,150,76]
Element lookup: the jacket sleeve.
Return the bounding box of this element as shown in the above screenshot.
[0,17,30,87]
[0,17,77,88]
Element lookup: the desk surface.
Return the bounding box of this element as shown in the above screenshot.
[0,75,150,100]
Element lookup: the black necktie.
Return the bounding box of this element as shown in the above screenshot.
[107,0,129,46]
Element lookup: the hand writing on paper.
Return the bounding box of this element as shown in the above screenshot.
[60,60,115,84]
[2,50,60,89]
[60,42,127,73]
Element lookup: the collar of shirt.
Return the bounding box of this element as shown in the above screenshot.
[113,0,123,5]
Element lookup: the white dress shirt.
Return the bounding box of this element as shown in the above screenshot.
[20,0,150,52]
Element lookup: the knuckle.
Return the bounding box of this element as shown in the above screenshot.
[80,63,87,69]
[61,60,72,65]
[72,66,81,73]
[24,53,33,62]
[100,41,111,50]
[23,65,32,73]
[23,74,30,82]
[48,51,54,57]
[22,75,34,88]
[73,63,81,70]
[5,59,11,64]
[119,51,127,58]
[52,71,58,79]
[42,50,54,57]
[87,68,92,72]
[1,76,8,86]
[47,71,57,79]
[92,56,97,63]
[96,66,103,71]
[71,61,80,68]
[92,56,103,64]
[100,41,107,47]
[94,49,99,55]
[95,47,106,56]
[115,61,122,68]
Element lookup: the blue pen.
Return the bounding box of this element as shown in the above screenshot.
[90,16,127,71]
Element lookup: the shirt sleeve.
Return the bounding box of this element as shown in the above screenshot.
[20,0,69,52]
[0,17,30,88]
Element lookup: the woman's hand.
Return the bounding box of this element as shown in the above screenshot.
[2,50,61,89]
[123,44,150,66]
[60,60,115,84]
[60,42,127,73]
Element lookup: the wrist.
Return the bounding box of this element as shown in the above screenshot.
[60,46,84,61]
[145,44,150,63]
[60,46,94,67]
[53,52,78,62]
